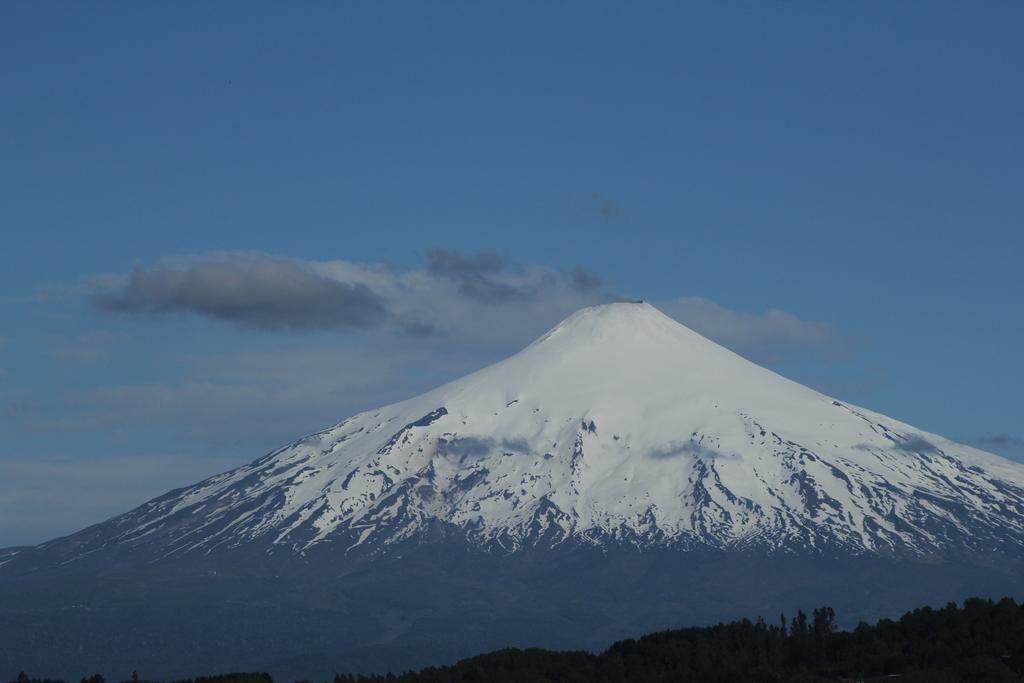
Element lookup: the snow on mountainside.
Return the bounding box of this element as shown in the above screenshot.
[43,302,1024,561]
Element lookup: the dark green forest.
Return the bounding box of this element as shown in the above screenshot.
[9,598,1024,682]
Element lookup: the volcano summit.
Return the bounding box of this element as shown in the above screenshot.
[3,302,1023,678]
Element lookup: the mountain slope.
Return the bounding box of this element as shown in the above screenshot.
[19,302,1024,568]
[4,302,1024,680]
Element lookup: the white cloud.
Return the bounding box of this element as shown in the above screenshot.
[91,250,606,341]
[656,297,854,363]
[93,254,390,331]
[89,251,853,364]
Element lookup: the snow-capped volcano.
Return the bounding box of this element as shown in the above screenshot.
[70,301,1024,560]
[6,302,1024,679]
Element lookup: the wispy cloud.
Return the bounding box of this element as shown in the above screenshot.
[91,251,606,340]
[0,454,222,546]
[648,440,723,460]
[976,434,1024,447]
[657,297,854,363]
[893,435,939,454]
[590,193,624,220]
[93,254,389,331]
[425,249,579,303]
[3,336,501,453]
[88,251,849,362]
[970,434,1024,463]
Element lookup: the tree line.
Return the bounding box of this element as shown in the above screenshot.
[8,597,1024,682]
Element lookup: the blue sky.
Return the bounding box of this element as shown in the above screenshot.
[1,1,1022,546]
